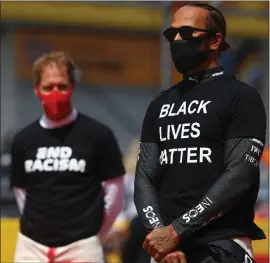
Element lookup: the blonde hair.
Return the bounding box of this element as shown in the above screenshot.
[32,51,77,85]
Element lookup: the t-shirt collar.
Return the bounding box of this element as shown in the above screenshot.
[39,108,78,129]
[184,67,224,84]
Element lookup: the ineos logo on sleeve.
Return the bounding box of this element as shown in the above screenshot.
[24,146,86,173]
[182,197,213,223]
[143,206,162,228]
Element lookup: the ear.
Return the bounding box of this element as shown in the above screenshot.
[210,33,223,51]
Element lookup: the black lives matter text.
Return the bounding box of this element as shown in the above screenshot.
[158,100,212,165]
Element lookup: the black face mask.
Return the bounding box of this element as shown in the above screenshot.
[170,37,212,74]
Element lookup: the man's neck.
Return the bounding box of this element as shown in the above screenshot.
[40,108,78,129]
[184,63,224,84]
[187,60,218,75]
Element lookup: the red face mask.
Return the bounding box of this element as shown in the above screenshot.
[36,89,73,121]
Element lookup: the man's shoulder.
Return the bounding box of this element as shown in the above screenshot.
[160,82,180,97]
[221,75,265,117]
[77,112,114,137]
[148,83,179,108]
[13,120,40,144]
[224,75,258,95]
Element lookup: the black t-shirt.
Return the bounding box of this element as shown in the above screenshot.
[10,113,125,247]
[141,71,266,243]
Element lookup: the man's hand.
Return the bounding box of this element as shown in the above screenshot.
[143,225,180,262]
[161,251,187,263]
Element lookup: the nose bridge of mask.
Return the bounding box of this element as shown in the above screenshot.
[52,89,72,102]
[38,90,71,108]
[52,90,65,102]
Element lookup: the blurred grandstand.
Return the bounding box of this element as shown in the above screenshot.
[0,1,269,263]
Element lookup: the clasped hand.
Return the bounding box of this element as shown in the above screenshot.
[143,225,182,262]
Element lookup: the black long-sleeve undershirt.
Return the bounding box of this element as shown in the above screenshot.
[171,137,264,238]
[134,137,264,237]
[134,142,164,232]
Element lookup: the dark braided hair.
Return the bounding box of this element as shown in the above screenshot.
[185,2,230,51]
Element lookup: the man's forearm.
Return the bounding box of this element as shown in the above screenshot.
[99,176,124,242]
[134,142,164,232]
[13,187,26,214]
[171,137,264,238]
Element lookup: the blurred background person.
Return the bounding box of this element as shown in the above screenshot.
[0,1,268,263]
[105,137,150,263]
[10,51,125,263]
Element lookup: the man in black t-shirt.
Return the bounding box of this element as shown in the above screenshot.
[134,3,266,263]
[11,51,125,263]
